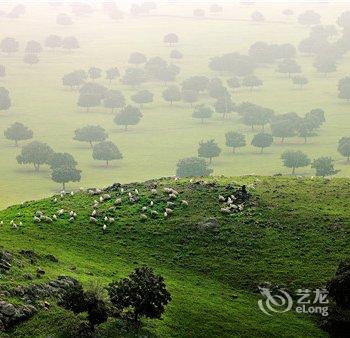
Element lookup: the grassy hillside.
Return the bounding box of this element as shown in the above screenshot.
[0,176,349,337]
[0,3,350,209]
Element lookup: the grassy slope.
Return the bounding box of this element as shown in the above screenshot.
[0,3,350,209]
[0,176,349,337]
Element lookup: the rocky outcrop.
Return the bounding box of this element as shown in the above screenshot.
[0,251,12,273]
[0,301,36,331]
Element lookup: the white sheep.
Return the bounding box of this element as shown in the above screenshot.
[164,212,168,218]
[135,189,139,195]
[102,194,111,200]
[99,196,104,203]
[150,201,154,207]
[115,198,122,205]
[102,224,107,232]
[19,222,23,226]
[151,188,157,194]
[151,210,158,216]
[142,206,147,211]
[58,209,65,215]
[33,216,41,223]
[90,217,97,223]
[140,213,148,220]
[181,200,189,206]
[92,210,97,217]
[168,193,177,200]
[220,207,231,214]
[167,202,175,207]
[70,191,74,196]
[52,215,57,221]
[165,208,173,214]
[69,211,74,217]
[0,221,3,226]
[53,197,57,203]
[108,217,115,223]
[104,216,108,221]
[120,187,124,193]
[69,217,75,222]
[218,195,225,202]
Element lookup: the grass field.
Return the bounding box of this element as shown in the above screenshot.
[0,2,350,209]
[1,175,349,337]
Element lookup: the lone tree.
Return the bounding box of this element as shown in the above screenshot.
[337,137,350,162]
[292,75,309,89]
[277,59,301,78]
[77,93,101,112]
[128,52,147,66]
[198,139,221,163]
[25,40,43,54]
[251,132,273,153]
[131,90,154,108]
[16,141,54,172]
[80,83,108,100]
[45,35,62,49]
[0,37,19,55]
[162,85,181,105]
[242,74,263,91]
[62,70,86,90]
[338,77,350,102]
[103,90,125,113]
[57,13,73,25]
[182,89,198,107]
[108,267,171,326]
[214,95,235,119]
[4,122,33,146]
[88,67,102,81]
[311,157,339,177]
[106,67,120,85]
[251,11,265,22]
[51,166,81,190]
[0,87,11,113]
[176,157,213,177]
[62,36,79,51]
[163,33,178,46]
[74,125,108,148]
[23,54,39,66]
[122,68,147,87]
[225,131,246,153]
[114,105,143,131]
[281,150,311,174]
[271,118,297,143]
[227,77,241,91]
[92,141,122,167]
[192,104,213,123]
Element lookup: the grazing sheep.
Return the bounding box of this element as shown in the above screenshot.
[108,217,115,223]
[128,192,132,198]
[93,203,99,209]
[165,208,173,214]
[12,222,18,229]
[218,195,225,202]
[115,198,122,205]
[52,215,57,221]
[102,194,111,200]
[164,187,172,194]
[151,188,157,194]
[120,187,124,193]
[238,204,244,211]
[0,221,3,226]
[91,210,97,217]
[90,217,97,223]
[69,217,75,222]
[220,207,231,214]
[168,193,177,200]
[99,196,104,203]
[150,210,158,217]
[164,212,168,218]
[181,200,189,206]
[230,204,238,210]
[35,211,43,217]
[60,193,64,198]
[10,220,14,225]
[135,189,139,195]
[70,191,74,196]
[53,198,57,203]
[140,213,148,220]
[167,202,175,207]
[33,216,41,223]
[69,211,74,217]
[102,224,107,232]
[142,206,147,211]
[150,201,154,207]
[58,209,65,215]
[227,197,233,205]
[19,222,23,226]
[104,216,108,222]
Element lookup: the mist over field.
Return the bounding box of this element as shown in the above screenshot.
[0,1,350,337]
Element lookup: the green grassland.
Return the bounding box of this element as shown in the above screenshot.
[0,2,350,209]
[1,176,349,337]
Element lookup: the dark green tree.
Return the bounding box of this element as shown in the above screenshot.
[131,90,154,107]
[122,68,147,87]
[242,74,263,91]
[23,53,39,66]
[292,75,309,89]
[182,89,198,107]
[45,35,62,49]
[163,33,178,46]
[88,67,102,81]
[16,141,54,172]
[227,77,241,91]
[4,122,33,146]
[92,141,123,167]
[251,132,273,153]
[62,36,79,51]
[74,125,108,148]
[198,139,221,163]
[225,131,246,153]
[277,59,302,78]
[338,77,350,102]
[182,76,209,92]
[51,166,81,190]
[103,90,125,113]
[311,157,339,177]
[114,105,143,130]
[0,37,19,55]
[192,104,213,123]
[162,85,181,105]
[176,157,213,177]
[77,93,101,112]
[0,87,11,113]
[106,67,120,85]
[214,95,235,119]
[281,150,311,174]
[108,267,172,325]
[338,137,350,162]
[128,52,147,66]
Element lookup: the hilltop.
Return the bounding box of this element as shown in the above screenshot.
[0,176,349,337]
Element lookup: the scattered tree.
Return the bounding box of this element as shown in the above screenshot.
[62,70,86,90]
[77,93,101,112]
[176,157,213,177]
[225,131,246,153]
[170,50,183,60]
[162,85,181,105]
[92,141,123,167]
[74,125,108,148]
[23,54,39,66]
[45,35,62,49]
[251,11,265,22]
[311,157,339,177]
[192,104,213,123]
[214,95,235,119]
[25,40,43,54]
[62,36,79,51]
[251,132,273,153]
[0,65,5,78]
[182,89,198,107]
[198,139,221,163]
[4,122,33,146]
[298,10,321,26]
[106,67,120,85]
[114,105,143,130]
[314,56,337,76]
[0,37,19,55]
[122,68,147,87]
[16,141,54,172]
[281,150,311,174]
[128,52,147,66]
[103,90,125,113]
[292,75,309,89]
[131,90,154,108]
[163,33,178,46]
[182,76,209,92]
[0,87,11,113]
[337,137,350,162]
[277,59,301,78]
[51,166,81,190]
[242,74,263,91]
[227,77,241,91]
[88,67,102,81]
[338,77,350,102]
